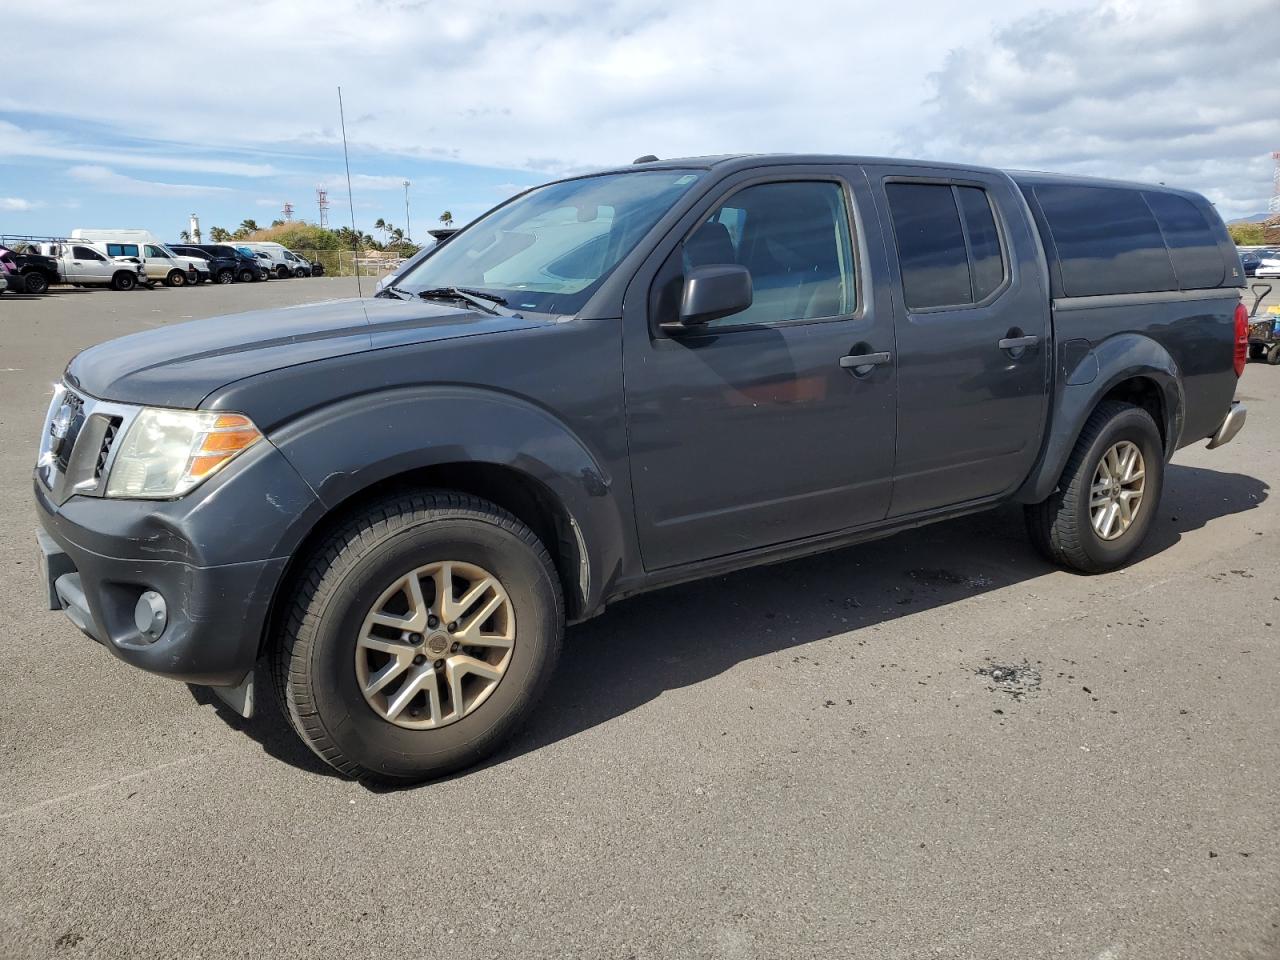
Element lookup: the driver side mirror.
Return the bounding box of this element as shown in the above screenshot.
[665,264,753,333]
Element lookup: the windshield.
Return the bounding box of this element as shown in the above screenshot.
[396,170,703,314]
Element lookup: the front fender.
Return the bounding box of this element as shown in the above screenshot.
[267,385,627,615]
[1016,333,1184,504]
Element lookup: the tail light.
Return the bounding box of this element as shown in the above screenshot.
[1233,302,1248,377]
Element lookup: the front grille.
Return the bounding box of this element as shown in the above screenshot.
[38,387,138,506]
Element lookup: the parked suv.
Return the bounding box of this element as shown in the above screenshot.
[35,155,1248,783]
[170,244,243,284]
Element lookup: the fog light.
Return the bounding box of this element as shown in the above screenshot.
[134,591,167,641]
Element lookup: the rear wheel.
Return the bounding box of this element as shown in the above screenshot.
[1025,401,1164,573]
[271,491,564,783]
[1267,344,1280,366]
[166,269,186,287]
[22,271,49,295]
[216,268,234,284]
[276,264,291,280]
[111,271,137,291]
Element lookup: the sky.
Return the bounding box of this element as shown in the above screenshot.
[0,0,1276,243]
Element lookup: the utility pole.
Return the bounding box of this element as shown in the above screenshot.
[403,180,411,241]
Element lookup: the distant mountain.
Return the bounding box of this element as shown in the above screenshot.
[1229,212,1273,224]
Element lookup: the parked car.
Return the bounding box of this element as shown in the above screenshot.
[35,154,1248,783]
[70,230,203,286]
[192,244,267,282]
[1,243,61,294]
[170,244,246,284]
[236,241,301,279]
[1258,261,1280,279]
[286,251,312,277]
[31,242,147,290]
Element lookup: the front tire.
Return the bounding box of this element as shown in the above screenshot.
[271,491,564,783]
[1267,344,1280,366]
[166,269,186,287]
[111,271,137,291]
[1025,401,1164,573]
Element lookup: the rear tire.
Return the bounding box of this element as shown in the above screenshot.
[1267,344,1280,366]
[111,272,136,291]
[271,491,564,783]
[166,269,186,287]
[276,264,291,280]
[1025,401,1164,573]
[217,268,234,284]
[22,271,49,295]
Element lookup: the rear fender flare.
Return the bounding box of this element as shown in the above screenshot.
[1016,333,1184,504]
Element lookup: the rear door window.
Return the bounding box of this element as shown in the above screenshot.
[106,243,139,257]
[886,182,1008,310]
[1143,191,1225,289]
[1034,184,1177,297]
[886,183,970,309]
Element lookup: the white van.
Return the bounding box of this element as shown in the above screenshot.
[70,229,204,286]
[235,241,305,279]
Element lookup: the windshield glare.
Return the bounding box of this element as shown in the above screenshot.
[397,170,703,314]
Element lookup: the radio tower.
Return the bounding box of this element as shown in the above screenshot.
[1270,151,1280,214]
[316,185,330,229]
[281,201,294,222]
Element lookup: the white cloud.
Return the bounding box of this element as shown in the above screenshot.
[903,0,1279,218]
[0,121,275,177]
[0,197,38,211]
[0,0,1272,218]
[67,165,234,197]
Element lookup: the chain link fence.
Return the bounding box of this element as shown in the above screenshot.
[292,249,405,278]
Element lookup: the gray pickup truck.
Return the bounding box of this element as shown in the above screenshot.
[35,154,1249,782]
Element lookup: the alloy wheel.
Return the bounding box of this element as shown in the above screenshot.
[1090,440,1145,541]
[355,561,516,730]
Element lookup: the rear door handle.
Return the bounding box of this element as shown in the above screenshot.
[998,335,1039,350]
[839,352,892,370]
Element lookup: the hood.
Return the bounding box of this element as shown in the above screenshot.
[67,296,540,407]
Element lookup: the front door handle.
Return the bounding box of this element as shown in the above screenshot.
[998,335,1039,350]
[839,351,891,371]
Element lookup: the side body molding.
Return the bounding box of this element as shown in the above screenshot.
[267,386,627,617]
[1016,333,1184,504]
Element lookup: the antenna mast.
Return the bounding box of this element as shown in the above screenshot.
[316,186,330,229]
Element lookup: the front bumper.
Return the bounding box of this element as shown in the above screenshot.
[33,441,322,689]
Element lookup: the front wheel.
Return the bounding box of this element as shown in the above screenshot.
[166,269,186,287]
[111,271,137,291]
[1267,344,1280,366]
[1025,400,1164,573]
[271,491,564,783]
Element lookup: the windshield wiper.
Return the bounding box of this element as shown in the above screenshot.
[374,285,415,300]
[416,286,506,315]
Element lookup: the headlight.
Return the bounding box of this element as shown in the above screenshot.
[105,409,262,499]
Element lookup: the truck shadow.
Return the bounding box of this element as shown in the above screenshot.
[199,463,1267,784]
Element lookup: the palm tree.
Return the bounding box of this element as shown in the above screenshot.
[239,219,259,235]
[178,230,190,242]
[374,217,387,242]
[391,227,405,245]
[210,226,231,242]
[439,210,454,227]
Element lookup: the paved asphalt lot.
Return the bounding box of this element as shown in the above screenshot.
[1,278,1278,959]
